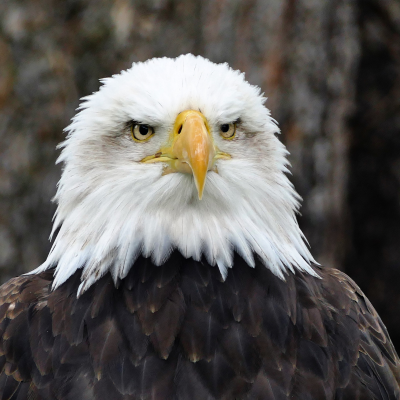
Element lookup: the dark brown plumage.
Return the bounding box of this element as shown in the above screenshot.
[0,252,399,400]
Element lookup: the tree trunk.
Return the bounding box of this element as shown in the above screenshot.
[347,0,400,348]
[1,0,400,346]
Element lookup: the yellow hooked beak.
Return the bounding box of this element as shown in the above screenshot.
[141,110,230,199]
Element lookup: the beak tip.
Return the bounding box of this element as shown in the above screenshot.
[192,167,207,201]
[196,183,205,200]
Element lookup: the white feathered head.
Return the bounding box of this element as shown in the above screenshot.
[35,54,316,292]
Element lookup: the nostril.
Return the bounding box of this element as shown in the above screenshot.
[178,125,182,134]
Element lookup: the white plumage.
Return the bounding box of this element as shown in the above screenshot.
[33,54,317,293]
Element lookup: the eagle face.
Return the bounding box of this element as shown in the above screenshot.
[38,54,316,292]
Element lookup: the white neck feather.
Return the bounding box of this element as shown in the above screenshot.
[31,55,318,293]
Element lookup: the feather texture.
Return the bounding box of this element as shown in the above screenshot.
[31,54,317,291]
[0,253,399,399]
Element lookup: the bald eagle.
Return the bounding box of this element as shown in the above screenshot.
[0,55,399,400]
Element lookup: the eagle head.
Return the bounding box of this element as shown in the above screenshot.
[36,54,316,292]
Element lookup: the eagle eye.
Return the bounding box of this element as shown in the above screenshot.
[131,123,154,142]
[220,123,236,139]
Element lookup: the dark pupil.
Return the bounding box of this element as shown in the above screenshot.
[221,124,230,133]
[139,125,149,135]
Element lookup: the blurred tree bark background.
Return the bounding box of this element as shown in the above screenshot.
[1,0,400,345]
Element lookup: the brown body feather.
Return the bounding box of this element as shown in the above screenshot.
[0,252,399,400]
